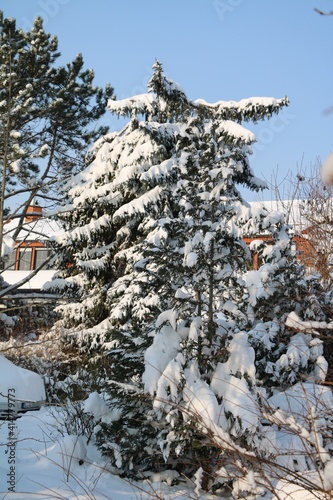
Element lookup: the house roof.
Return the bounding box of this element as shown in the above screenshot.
[1,269,56,291]
[4,216,63,243]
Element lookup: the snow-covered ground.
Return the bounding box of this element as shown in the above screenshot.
[0,407,216,499]
[0,404,329,499]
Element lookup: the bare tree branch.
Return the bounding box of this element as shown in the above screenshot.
[314,8,333,15]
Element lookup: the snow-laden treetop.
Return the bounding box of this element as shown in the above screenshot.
[109,61,288,124]
[58,60,289,244]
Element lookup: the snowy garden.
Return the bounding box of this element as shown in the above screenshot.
[1,12,333,500]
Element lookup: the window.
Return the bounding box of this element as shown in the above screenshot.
[1,246,51,271]
[18,249,32,270]
[34,249,50,270]
[3,251,16,270]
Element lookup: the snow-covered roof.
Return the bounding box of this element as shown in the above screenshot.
[4,215,63,243]
[2,270,56,290]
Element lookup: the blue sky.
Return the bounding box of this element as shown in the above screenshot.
[2,0,333,200]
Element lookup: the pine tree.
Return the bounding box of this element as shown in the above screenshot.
[54,62,330,490]
[0,12,114,265]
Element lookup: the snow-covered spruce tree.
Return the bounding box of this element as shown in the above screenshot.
[53,62,330,489]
